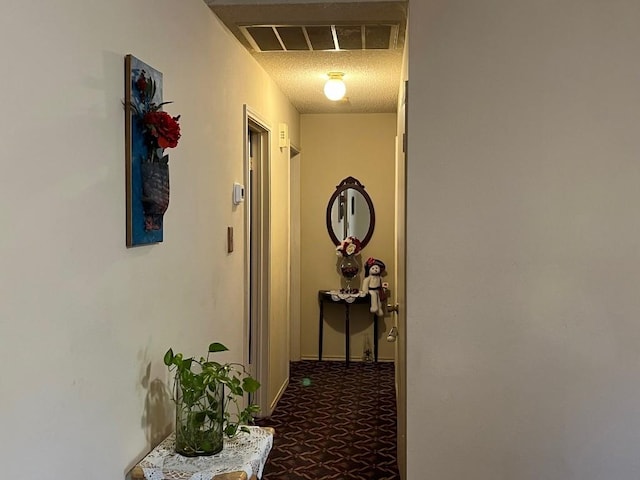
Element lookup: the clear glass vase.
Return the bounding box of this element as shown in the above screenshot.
[174,379,224,457]
[339,256,360,292]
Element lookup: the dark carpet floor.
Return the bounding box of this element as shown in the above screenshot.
[255,361,400,480]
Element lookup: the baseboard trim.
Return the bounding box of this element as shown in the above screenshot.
[269,376,289,414]
[299,355,395,363]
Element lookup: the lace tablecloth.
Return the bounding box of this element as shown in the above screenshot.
[326,290,367,303]
[137,426,273,480]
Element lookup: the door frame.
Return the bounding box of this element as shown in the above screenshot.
[289,144,302,361]
[243,105,271,415]
[394,80,408,479]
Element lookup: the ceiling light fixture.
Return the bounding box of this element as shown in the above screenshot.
[324,72,346,101]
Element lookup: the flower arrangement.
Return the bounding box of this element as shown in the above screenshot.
[336,236,362,257]
[131,70,181,164]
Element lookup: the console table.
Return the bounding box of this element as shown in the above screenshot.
[130,426,274,480]
[318,290,379,366]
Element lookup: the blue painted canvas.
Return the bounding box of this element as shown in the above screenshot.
[125,55,165,246]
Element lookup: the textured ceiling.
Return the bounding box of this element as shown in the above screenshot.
[206,1,407,114]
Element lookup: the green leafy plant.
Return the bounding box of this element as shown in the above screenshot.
[163,342,260,456]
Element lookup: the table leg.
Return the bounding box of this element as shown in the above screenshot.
[373,314,379,362]
[345,303,350,366]
[318,298,324,361]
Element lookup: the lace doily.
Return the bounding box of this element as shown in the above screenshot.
[327,290,367,303]
[139,426,273,480]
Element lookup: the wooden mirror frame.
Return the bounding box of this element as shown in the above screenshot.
[326,176,376,249]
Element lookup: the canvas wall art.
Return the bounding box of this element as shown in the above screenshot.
[124,54,181,246]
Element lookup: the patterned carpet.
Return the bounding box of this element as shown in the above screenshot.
[255,361,400,480]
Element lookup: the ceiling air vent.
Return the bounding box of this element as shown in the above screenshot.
[239,24,399,52]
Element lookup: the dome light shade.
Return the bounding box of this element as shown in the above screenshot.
[324,72,346,101]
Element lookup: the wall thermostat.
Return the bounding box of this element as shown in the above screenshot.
[233,183,245,205]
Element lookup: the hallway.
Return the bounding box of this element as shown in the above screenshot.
[257,361,399,480]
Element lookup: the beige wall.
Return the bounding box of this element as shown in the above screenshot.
[0,1,297,478]
[408,1,640,478]
[299,113,397,361]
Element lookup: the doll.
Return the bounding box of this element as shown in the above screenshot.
[362,257,387,316]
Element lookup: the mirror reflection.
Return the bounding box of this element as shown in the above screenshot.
[326,177,375,249]
[330,189,370,241]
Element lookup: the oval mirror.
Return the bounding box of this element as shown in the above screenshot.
[326,176,375,249]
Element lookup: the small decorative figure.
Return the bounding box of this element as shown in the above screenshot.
[362,257,387,316]
[335,236,362,293]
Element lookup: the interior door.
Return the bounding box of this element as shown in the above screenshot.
[394,80,408,479]
[244,106,271,416]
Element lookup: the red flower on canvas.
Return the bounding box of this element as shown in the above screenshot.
[135,75,148,95]
[131,70,181,163]
[143,111,181,149]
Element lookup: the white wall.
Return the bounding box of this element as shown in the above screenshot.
[407,1,640,478]
[0,1,297,478]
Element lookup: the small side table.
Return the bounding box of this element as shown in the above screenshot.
[318,290,379,366]
[130,426,274,480]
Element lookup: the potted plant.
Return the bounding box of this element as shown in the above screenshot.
[163,342,260,457]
